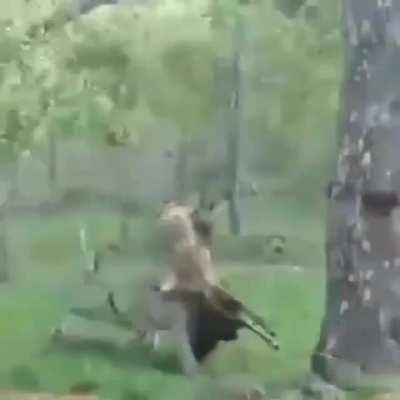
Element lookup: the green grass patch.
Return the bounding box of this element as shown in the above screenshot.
[0,211,326,399]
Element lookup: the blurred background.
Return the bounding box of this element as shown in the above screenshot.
[0,0,343,399]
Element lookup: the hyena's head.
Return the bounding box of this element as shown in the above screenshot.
[159,201,196,246]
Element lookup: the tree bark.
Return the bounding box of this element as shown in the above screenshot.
[313,0,400,385]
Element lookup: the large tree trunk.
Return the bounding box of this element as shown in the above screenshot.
[312,0,400,386]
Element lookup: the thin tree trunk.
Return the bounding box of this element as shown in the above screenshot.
[174,140,189,202]
[120,210,130,248]
[48,133,58,194]
[0,214,9,283]
[0,185,12,283]
[117,151,131,248]
[8,157,19,204]
[312,0,400,387]
[211,0,244,235]
[226,14,243,236]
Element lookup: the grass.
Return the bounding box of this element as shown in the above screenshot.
[0,210,327,399]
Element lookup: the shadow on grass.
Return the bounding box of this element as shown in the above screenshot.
[43,336,181,375]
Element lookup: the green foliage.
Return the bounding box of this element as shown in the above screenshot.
[162,40,213,97]
[240,1,342,194]
[0,0,342,199]
[274,0,306,18]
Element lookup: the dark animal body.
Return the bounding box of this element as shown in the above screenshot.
[155,285,279,363]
